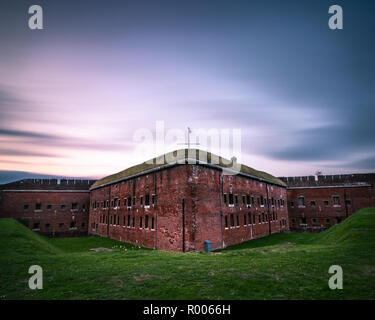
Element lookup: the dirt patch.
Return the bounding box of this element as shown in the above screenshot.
[280,242,297,246]
[90,247,113,252]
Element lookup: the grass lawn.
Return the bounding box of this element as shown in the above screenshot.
[0,208,375,300]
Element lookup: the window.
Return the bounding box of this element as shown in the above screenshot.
[24,204,29,211]
[246,195,250,206]
[291,218,296,224]
[336,217,342,224]
[145,194,150,206]
[312,218,317,224]
[253,214,256,224]
[251,197,255,205]
[35,203,42,211]
[151,217,154,230]
[127,197,131,207]
[223,194,227,204]
[118,199,121,207]
[258,215,261,223]
[235,195,238,205]
[71,202,78,210]
[110,216,112,225]
[225,216,228,229]
[47,204,52,210]
[242,195,246,205]
[33,223,40,229]
[145,215,149,229]
[243,214,247,226]
[60,204,66,210]
[117,215,120,225]
[59,223,64,228]
[333,196,340,206]
[260,196,264,207]
[123,216,126,226]
[152,194,156,205]
[124,198,127,207]
[298,196,305,207]
[45,223,50,228]
[323,200,329,207]
[301,217,307,225]
[326,218,331,225]
[128,215,131,227]
[345,200,352,206]
[262,212,265,222]
[290,201,294,208]
[140,196,143,206]
[132,217,135,228]
[248,213,251,225]
[70,221,76,229]
[82,204,86,210]
[139,217,143,228]
[229,193,234,206]
[81,222,85,228]
[271,198,274,207]
[310,200,316,207]
[114,214,116,225]
[236,215,240,227]
[230,214,234,227]
[132,197,136,206]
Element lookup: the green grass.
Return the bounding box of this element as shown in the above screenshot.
[1,208,375,300]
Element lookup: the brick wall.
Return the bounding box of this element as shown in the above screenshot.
[89,164,289,252]
[0,179,94,236]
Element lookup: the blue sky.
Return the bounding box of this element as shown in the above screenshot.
[0,0,374,181]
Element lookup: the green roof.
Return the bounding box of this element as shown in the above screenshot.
[91,149,286,189]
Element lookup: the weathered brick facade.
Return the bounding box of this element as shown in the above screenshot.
[88,162,288,252]
[279,174,375,232]
[0,179,94,237]
[1,156,374,251]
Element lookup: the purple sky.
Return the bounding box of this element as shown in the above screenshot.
[0,0,374,181]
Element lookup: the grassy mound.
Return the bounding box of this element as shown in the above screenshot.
[314,207,375,246]
[0,218,61,256]
[0,208,374,300]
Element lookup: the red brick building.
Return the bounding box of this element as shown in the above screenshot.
[88,149,289,251]
[1,150,375,251]
[0,179,95,236]
[279,174,375,232]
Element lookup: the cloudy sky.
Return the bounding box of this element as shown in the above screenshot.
[0,0,374,181]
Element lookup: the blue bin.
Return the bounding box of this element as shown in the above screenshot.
[204,240,212,253]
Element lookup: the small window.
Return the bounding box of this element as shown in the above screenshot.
[33,223,40,229]
[326,218,331,225]
[236,215,240,227]
[145,194,150,206]
[24,204,29,211]
[312,218,317,224]
[35,203,42,211]
[310,200,316,207]
[145,215,149,229]
[290,201,294,208]
[323,200,329,207]
[298,196,305,207]
[128,215,131,227]
[70,221,76,228]
[139,217,143,228]
[151,217,154,230]
[253,214,256,224]
[132,197,136,206]
[132,216,135,228]
[243,214,247,226]
[247,195,251,206]
[262,213,265,222]
[71,202,78,210]
[333,196,340,206]
[152,194,156,205]
[345,200,352,206]
[235,195,239,205]
[260,196,264,206]
[225,216,228,228]
[229,193,234,205]
[124,198,127,207]
[291,218,296,224]
[60,204,66,210]
[81,222,85,227]
[47,204,52,210]
[59,223,64,228]
[45,223,50,228]
[230,214,234,227]
[223,194,227,204]
[140,196,143,206]
[127,197,131,207]
[301,217,307,224]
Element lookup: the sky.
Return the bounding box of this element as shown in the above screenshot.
[0,0,374,182]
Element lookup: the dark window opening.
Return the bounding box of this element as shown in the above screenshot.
[230,214,234,227]
[151,217,154,229]
[71,202,78,210]
[229,193,234,205]
[24,204,29,211]
[145,215,149,229]
[225,216,228,228]
[33,223,40,229]
[60,204,66,210]
[145,194,150,206]
[35,203,42,210]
